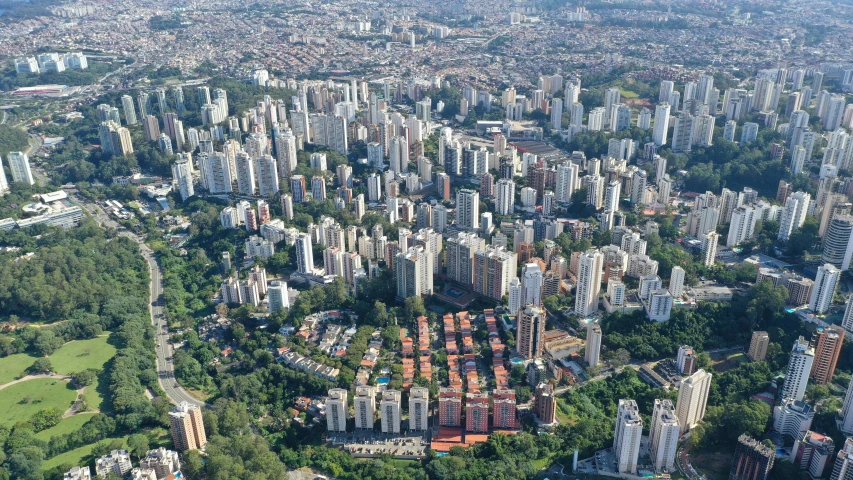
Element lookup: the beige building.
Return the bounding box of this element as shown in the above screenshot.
[169,402,207,451]
[676,369,712,434]
[748,331,770,362]
[380,389,402,434]
[327,388,348,433]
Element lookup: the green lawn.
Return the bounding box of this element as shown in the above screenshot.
[42,427,170,471]
[0,378,77,426]
[0,352,39,385]
[49,336,117,375]
[42,435,128,471]
[619,89,640,99]
[84,375,108,412]
[35,413,98,441]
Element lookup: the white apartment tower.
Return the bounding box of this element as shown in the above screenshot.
[676,369,712,433]
[327,389,348,433]
[653,103,671,146]
[409,387,430,431]
[575,249,604,317]
[295,233,315,274]
[778,192,811,241]
[456,189,480,229]
[354,386,376,430]
[810,264,840,314]
[649,399,680,472]
[614,399,643,474]
[781,337,815,402]
[585,322,602,367]
[380,389,402,434]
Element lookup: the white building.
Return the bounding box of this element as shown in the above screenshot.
[295,233,315,274]
[613,399,643,474]
[840,375,853,434]
[781,337,815,402]
[380,389,402,434]
[95,450,133,478]
[575,249,603,317]
[727,205,759,247]
[773,398,814,438]
[521,263,544,307]
[495,179,516,215]
[809,264,840,314]
[647,289,673,322]
[327,388,348,433]
[585,322,602,367]
[409,387,430,431]
[267,281,290,312]
[456,189,480,229]
[676,369,712,433]
[354,386,376,430]
[7,152,34,185]
[649,399,680,472]
[778,192,811,241]
[670,266,685,298]
[653,103,671,146]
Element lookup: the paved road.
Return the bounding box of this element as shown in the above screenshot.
[69,195,206,407]
[142,244,206,408]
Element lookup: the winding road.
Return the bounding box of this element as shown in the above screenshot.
[142,244,207,408]
[66,194,206,408]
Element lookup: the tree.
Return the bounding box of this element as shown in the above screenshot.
[74,369,96,386]
[805,384,830,404]
[404,296,426,322]
[215,302,229,318]
[33,330,64,356]
[126,434,149,461]
[28,358,52,374]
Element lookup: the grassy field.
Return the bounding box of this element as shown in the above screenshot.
[35,413,98,441]
[42,427,170,471]
[49,336,117,375]
[84,375,108,412]
[0,378,77,426]
[42,435,128,471]
[691,450,732,480]
[0,352,39,384]
[711,352,748,373]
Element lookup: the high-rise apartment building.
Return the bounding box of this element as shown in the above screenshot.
[585,322,602,367]
[380,389,401,434]
[169,402,207,451]
[456,189,480,229]
[327,388,348,432]
[409,387,430,431]
[676,369,712,433]
[7,152,34,185]
[354,386,376,430]
[811,327,843,385]
[782,337,815,402]
[649,399,680,472]
[614,399,643,474]
[575,249,603,317]
[730,435,775,480]
[516,305,546,359]
[439,387,463,427]
[747,331,770,362]
[534,382,557,424]
[810,264,841,314]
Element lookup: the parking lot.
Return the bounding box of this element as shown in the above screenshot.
[328,432,429,458]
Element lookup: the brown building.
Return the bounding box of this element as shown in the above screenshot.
[169,402,207,452]
[438,387,462,427]
[811,327,844,385]
[534,382,557,424]
[729,434,775,480]
[786,276,814,306]
[776,180,792,204]
[747,331,770,362]
[528,167,546,203]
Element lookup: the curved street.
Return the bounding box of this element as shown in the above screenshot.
[142,243,207,408]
